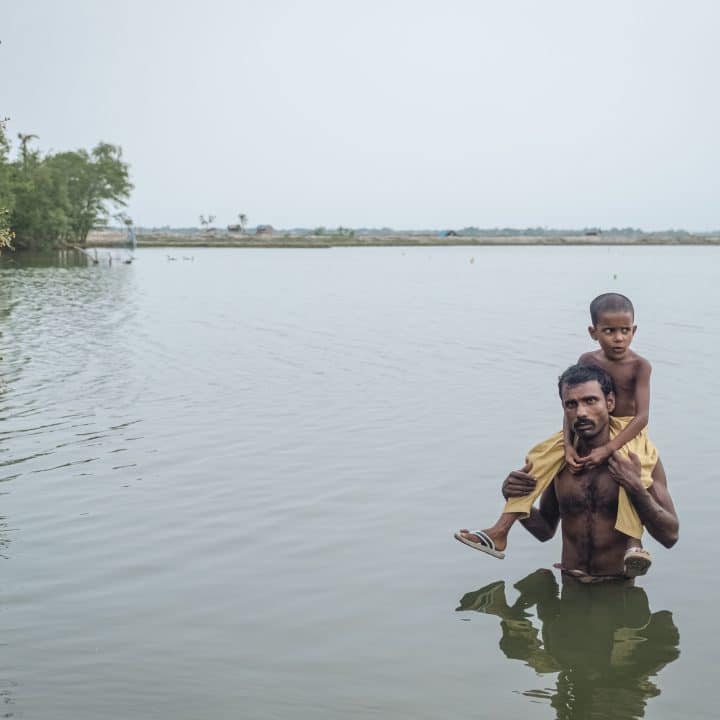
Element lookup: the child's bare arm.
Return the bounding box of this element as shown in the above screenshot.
[583,359,651,469]
[606,359,651,453]
[562,413,572,447]
[562,413,584,471]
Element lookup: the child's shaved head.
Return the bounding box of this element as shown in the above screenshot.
[589,293,635,325]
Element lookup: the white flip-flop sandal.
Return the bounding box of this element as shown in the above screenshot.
[454,530,505,559]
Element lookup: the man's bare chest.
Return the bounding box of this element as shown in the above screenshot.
[556,469,619,518]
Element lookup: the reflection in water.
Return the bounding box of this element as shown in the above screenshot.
[457,570,680,720]
[0,249,91,269]
[0,252,138,394]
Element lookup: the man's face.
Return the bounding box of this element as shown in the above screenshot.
[561,380,615,441]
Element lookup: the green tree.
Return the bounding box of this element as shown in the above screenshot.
[43,142,132,246]
[17,133,39,165]
[0,208,12,251]
[0,120,14,250]
[10,139,72,249]
[5,137,132,249]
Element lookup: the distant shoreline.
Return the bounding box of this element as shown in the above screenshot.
[86,231,720,248]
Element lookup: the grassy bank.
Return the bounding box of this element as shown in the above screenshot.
[85,231,720,248]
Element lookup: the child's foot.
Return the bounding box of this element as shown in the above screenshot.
[454,529,507,559]
[624,547,652,577]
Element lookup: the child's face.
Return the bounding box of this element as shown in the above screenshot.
[588,310,636,360]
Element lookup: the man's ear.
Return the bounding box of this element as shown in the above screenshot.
[606,391,616,413]
[588,325,598,341]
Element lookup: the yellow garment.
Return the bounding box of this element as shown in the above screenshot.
[503,417,657,540]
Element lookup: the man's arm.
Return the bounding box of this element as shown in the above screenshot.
[520,481,561,542]
[608,452,679,548]
[502,464,560,542]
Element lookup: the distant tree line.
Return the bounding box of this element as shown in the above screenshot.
[0,123,132,251]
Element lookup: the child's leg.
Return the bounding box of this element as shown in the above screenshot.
[608,418,656,576]
[611,418,656,537]
[455,431,566,557]
[456,512,522,554]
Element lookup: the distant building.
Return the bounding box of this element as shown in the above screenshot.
[227,224,242,233]
[255,225,274,236]
[444,230,459,237]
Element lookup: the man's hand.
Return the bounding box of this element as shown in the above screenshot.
[608,450,645,494]
[502,461,537,500]
[582,444,613,470]
[564,445,586,474]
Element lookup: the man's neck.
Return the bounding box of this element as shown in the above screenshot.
[577,430,610,455]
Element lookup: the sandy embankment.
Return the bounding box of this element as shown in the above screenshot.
[85,230,720,248]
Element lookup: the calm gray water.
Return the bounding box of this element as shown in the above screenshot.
[0,245,716,719]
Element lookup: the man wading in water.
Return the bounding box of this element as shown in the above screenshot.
[495,364,678,581]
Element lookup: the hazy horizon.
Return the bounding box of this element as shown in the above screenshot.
[103,223,719,234]
[3,1,719,231]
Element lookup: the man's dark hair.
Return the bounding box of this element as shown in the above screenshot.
[558,363,615,398]
[589,292,635,325]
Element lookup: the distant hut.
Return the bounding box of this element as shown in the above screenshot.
[255,225,274,236]
[227,224,242,233]
[444,230,459,237]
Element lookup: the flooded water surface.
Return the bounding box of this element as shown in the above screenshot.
[0,246,716,719]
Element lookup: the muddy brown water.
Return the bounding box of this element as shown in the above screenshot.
[0,246,715,719]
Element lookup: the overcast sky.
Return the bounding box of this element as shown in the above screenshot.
[2,1,719,230]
